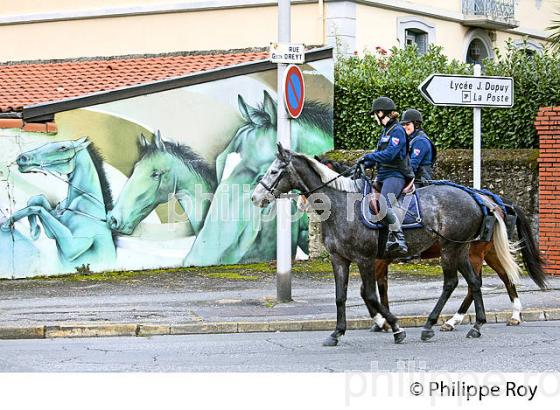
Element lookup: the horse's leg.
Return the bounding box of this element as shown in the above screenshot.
[1,206,93,262]
[421,250,459,341]
[457,251,487,338]
[441,242,489,331]
[369,259,391,332]
[323,253,351,347]
[358,260,406,344]
[25,195,53,240]
[485,248,522,326]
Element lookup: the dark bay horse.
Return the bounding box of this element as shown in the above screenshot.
[319,158,548,332]
[252,144,521,346]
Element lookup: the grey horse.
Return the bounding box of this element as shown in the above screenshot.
[252,144,520,346]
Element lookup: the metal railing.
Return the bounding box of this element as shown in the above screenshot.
[462,0,516,21]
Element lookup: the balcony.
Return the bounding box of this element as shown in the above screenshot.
[462,0,519,30]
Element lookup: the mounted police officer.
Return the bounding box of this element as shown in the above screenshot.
[357,96,414,258]
[400,109,436,186]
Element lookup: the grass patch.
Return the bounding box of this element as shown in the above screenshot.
[202,272,261,281]
[20,257,503,282]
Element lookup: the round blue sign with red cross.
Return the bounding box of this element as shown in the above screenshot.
[283,65,305,118]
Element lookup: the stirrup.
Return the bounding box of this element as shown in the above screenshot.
[385,240,408,258]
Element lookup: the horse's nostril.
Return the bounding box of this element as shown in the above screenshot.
[108,216,118,229]
[18,155,28,164]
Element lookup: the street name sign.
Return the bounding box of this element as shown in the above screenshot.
[269,43,305,64]
[419,74,514,108]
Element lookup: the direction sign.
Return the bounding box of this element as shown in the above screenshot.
[283,65,305,118]
[270,43,305,65]
[419,74,514,108]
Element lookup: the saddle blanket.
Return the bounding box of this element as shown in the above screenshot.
[359,180,423,230]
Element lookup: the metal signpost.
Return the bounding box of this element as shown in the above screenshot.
[419,66,514,189]
[271,0,306,302]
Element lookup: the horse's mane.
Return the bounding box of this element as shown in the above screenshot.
[251,100,333,135]
[296,153,361,193]
[87,143,113,212]
[139,139,217,189]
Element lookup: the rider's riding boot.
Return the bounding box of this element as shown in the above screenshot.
[381,208,408,258]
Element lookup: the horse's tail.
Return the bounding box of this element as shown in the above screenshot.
[512,204,549,290]
[493,213,522,285]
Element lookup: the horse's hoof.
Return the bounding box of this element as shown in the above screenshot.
[30,225,41,240]
[322,336,339,347]
[370,324,383,332]
[466,328,481,338]
[507,318,521,326]
[440,323,455,332]
[393,330,406,344]
[421,329,435,341]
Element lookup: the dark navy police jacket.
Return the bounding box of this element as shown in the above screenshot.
[362,119,413,182]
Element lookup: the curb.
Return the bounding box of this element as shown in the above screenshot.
[1,308,559,340]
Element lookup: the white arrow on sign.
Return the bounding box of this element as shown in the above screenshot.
[419,74,514,108]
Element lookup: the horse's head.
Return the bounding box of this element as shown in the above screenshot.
[16,137,91,175]
[251,142,298,208]
[108,131,178,234]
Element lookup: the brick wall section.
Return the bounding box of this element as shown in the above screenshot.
[0,118,57,133]
[536,106,560,276]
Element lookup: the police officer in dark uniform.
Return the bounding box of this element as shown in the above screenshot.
[400,109,436,186]
[357,96,414,258]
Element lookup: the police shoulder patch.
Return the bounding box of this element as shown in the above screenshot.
[391,137,400,146]
[413,148,421,157]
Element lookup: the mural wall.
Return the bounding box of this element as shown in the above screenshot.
[0,60,334,278]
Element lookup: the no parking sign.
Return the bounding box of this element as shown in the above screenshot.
[283,65,305,118]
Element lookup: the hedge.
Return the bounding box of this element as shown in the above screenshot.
[334,42,560,150]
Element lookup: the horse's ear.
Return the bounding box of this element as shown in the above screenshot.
[263,90,277,126]
[74,136,91,150]
[154,130,166,151]
[277,142,289,161]
[238,95,253,123]
[138,133,149,148]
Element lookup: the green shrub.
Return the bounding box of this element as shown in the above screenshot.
[334,42,560,149]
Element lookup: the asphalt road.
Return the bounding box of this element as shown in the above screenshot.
[1,321,559,372]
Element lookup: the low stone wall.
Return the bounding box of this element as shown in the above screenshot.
[308,149,539,258]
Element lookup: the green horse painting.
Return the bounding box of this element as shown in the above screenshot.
[0,137,116,270]
[108,131,217,236]
[183,90,334,266]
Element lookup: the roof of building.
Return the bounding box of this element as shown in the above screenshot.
[0,50,269,114]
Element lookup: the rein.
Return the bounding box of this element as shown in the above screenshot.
[257,161,357,199]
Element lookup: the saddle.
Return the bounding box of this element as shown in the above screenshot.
[359,179,424,230]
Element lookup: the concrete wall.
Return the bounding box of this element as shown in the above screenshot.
[308,149,539,258]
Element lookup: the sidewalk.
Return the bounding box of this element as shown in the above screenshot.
[0,264,559,339]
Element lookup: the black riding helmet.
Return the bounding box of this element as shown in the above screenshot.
[369,96,396,114]
[400,109,423,124]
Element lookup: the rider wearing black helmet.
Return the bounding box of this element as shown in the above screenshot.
[400,109,436,186]
[357,96,414,258]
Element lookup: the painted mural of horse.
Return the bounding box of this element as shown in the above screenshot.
[182,90,333,266]
[0,137,115,270]
[108,131,217,237]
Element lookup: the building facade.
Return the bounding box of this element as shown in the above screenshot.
[0,0,555,63]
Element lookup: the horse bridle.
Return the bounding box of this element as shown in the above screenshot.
[257,156,357,199]
[257,162,293,198]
